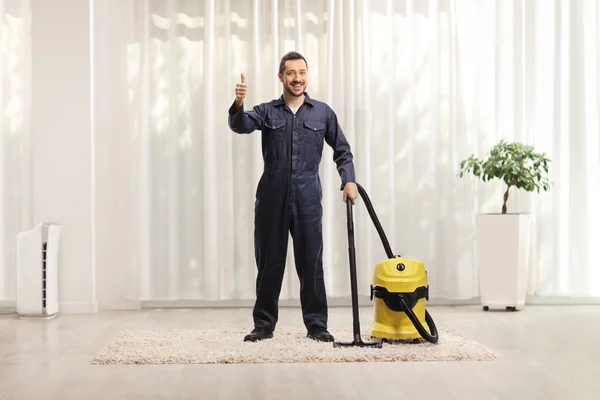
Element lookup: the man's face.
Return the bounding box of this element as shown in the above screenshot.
[279,59,307,97]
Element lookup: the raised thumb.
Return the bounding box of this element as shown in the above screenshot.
[241,73,246,83]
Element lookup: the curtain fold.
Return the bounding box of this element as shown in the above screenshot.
[0,0,31,304]
[114,0,600,303]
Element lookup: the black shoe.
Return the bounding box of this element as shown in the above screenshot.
[307,327,334,342]
[243,328,273,342]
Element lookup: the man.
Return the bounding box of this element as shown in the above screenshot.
[228,51,358,343]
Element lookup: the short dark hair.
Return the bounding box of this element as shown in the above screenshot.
[279,51,308,75]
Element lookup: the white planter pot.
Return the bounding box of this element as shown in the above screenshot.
[475,213,531,311]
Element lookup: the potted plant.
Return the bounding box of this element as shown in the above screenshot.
[458,140,551,311]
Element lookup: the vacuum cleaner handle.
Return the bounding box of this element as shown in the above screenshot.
[336,197,382,348]
[346,197,362,340]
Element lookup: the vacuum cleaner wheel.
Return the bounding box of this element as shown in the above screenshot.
[482,305,517,311]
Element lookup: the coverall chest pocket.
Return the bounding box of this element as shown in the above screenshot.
[302,120,325,167]
[263,119,286,166]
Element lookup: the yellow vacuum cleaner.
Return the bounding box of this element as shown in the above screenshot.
[370,256,438,343]
[333,183,438,348]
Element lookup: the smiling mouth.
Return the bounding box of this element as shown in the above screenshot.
[291,82,304,89]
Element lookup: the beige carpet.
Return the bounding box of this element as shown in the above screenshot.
[91,327,497,365]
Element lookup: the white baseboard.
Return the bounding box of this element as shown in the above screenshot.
[2,300,99,313]
[141,296,482,309]
[141,297,360,309]
[141,295,600,309]
[0,300,16,315]
[98,299,141,310]
[526,296,600,305]
[58,301,99,313]
[12,296,600,312]
[0,300,16,309]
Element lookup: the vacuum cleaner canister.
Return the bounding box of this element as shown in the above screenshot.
[370,256,438,343]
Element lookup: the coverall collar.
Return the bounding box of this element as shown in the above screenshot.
[273,92,314,108]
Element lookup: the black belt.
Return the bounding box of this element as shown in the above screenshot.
[370,285,429,311]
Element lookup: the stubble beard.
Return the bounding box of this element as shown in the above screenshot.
[284,82,305,97]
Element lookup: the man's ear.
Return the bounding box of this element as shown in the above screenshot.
[278,73,283,82]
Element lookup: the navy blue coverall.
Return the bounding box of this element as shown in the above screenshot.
[228,92,356,333]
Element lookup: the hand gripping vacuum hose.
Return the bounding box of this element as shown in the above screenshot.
[333,183,439,348]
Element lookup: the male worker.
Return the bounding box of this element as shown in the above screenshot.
[228,51,358,342]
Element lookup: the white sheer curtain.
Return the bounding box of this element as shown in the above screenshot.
[0,0,31,305]
[118,0,600,304]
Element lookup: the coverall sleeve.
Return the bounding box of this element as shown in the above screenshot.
[228,101,265,133]
[324,107,356,190]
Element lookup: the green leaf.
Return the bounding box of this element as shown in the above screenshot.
[456,140,552,212]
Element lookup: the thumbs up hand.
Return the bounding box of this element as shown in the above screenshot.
[235,73,246,108]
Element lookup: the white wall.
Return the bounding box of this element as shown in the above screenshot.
[30,0,139,312]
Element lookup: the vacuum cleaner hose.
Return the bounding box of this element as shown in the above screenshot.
[355,183,395,259]
[399,297,439,343]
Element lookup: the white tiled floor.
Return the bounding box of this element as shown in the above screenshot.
[1,305,599,399]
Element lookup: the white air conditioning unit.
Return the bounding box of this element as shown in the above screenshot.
[16,223,62,319]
